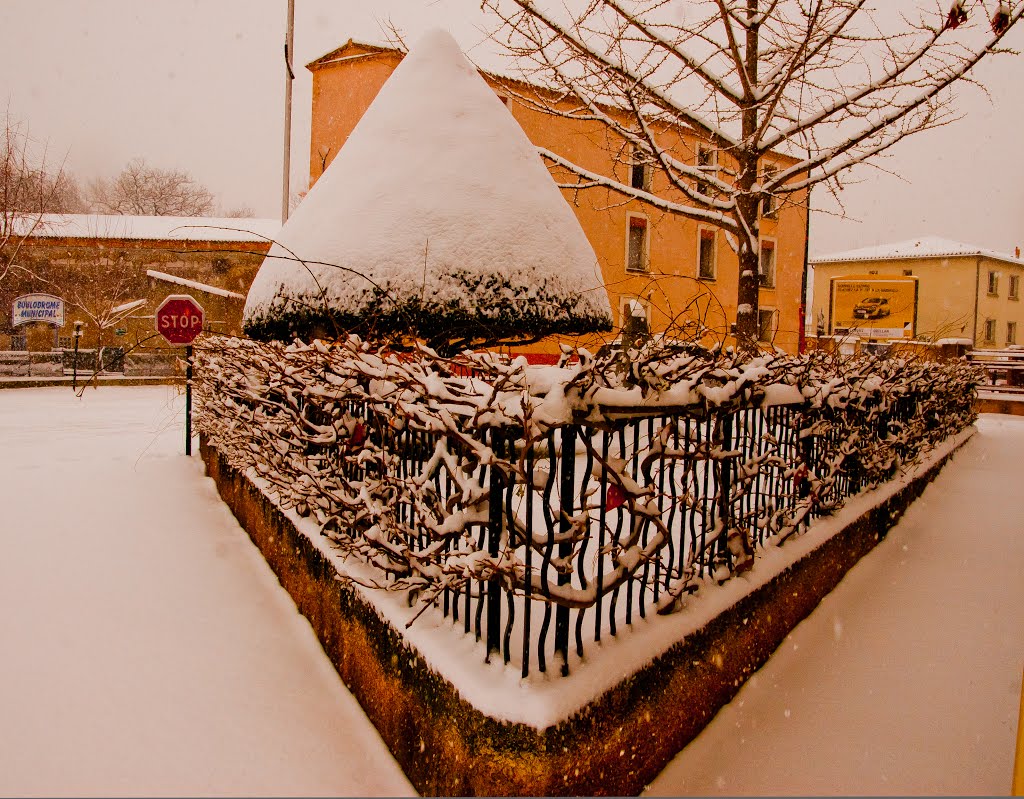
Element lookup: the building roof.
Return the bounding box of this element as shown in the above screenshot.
[306,36,804,169]
[306,36,537,96]
[306,38,403,71]
[811,236,1024,267]
[17,214,281,244]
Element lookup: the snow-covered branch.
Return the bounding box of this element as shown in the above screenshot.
[195,334,980,643]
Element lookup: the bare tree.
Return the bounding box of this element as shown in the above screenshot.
[220,204,257,218]
[482,0,1023,345]
[61,254,146,352]
[1,111,81,287]
[90,157,214,216]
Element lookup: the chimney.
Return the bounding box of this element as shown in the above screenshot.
[1016,246,1020,259]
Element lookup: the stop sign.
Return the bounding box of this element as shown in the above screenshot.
[155,294,205,345]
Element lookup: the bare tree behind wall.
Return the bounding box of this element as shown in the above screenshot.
[55,254,146,353]
[89,157,214,216]
[482,0,1023,346]
[1,112,84,287]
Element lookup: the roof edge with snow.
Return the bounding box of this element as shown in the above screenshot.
[146,270,247,300]
[17,214,281,244]
[811,237,1024,267]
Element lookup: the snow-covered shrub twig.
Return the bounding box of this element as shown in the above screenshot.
[194,335,979,634]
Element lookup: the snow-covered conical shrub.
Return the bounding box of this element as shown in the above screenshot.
[242,28,611,351]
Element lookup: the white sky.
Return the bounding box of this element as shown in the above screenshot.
[1,1,1022,256]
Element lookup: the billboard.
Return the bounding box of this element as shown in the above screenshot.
[829,276,918,340]
[12,293,65,327]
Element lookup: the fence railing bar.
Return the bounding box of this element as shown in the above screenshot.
[555,425,576,676]
[594,432,609,644]
[624,422,636,627]
[486,430,503,660]
[523,446,534,678]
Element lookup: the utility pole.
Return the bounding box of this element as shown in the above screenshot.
[281,0,295,225]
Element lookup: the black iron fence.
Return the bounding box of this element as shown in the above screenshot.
[323,396,929,676]
[195,338,977,677]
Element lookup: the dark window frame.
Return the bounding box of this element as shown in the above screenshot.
[626,214,650,274]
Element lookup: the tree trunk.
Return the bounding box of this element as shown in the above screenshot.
[735,0,761,353]
[735,210,760,349]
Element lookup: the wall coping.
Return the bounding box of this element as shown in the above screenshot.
[201,427,973,795]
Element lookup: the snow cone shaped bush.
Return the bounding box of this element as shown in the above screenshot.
[243,29,612,352]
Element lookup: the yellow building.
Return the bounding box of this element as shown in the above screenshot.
[305,40,809,355]
[810,237,1024,349]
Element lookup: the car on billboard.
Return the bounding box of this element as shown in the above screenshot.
[852,297,891,319]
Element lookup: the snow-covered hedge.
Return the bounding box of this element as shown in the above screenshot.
[240,29,612,354]
[194,335,979,670]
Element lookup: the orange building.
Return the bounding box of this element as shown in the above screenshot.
[305,40,809,354]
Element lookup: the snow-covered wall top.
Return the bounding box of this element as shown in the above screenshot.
[17,214,281,243]
[243,28,612,348]
[811,236,1024,266]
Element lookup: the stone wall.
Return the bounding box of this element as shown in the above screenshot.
[1,237,267,352]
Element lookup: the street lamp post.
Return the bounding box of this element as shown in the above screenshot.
[281,0,295,224]
[72,321,83,392]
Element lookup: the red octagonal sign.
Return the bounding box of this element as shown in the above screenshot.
[155,294,205,345]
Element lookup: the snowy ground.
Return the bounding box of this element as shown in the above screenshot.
[0,386,412,797]
[0,386,1020,796]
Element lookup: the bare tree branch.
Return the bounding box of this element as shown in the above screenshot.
[1,110,83,287]
[481,0,1024,345]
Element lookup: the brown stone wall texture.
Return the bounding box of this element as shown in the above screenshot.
[2,238,267,351]
[201,433,968,796]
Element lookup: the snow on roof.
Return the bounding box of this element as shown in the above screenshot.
[20,214,281,244]
[110,298,148,314]
[244,28,611,342]
[811,236,1024,266]
[306,35,530,91]
[305,38,404,70]
[146,270,246,299]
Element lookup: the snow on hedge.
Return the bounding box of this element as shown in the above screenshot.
[243,28,611,349]
[195,335,981,661]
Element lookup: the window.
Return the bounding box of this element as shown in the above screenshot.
[698,228,716,280]
[57,336,72,349]
[758,238,776,288]
[902,269,913,276]
[761,164,778,218]
[1010,274,1020,301]
[626,214,649,273]
[630,145,652,191]
[758,308,776,342]
[1008,321,1018,345]
[696,145,716,196]
[988,270,999,296]
[984,318,997,343]
[10,335,27,352]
